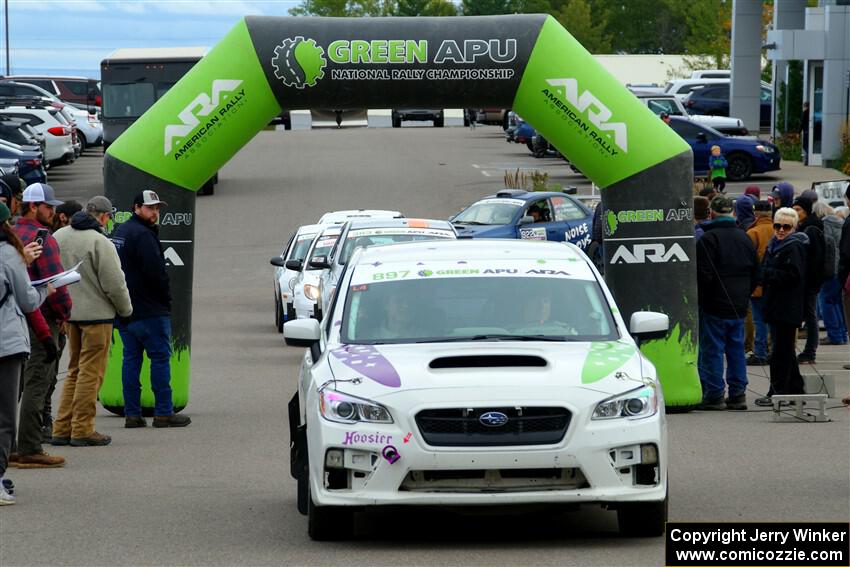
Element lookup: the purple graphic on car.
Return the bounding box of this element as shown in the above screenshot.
[331,345,401,388]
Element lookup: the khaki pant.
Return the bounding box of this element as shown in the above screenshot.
[53,323,112,439]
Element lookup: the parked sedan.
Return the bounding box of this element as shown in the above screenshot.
[0,139,46,185]
[667,117,780,181]
[391,109,444,127]
[451,189,593,250]
[683,84,772,128]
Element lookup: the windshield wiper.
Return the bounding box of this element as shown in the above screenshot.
[415,334,572,343]
[452,220,488,226]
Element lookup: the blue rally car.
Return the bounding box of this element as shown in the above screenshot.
[450,189,593,249]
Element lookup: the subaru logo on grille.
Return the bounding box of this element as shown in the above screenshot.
[479,411,509,427]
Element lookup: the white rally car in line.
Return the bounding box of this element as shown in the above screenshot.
[312,218,457,320]
[284,239,669,540]
[290,225,342,321]
[270,224,326,332]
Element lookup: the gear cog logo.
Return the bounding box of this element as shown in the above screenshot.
[271,36,326,89]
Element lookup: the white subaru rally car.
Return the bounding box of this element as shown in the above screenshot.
[284,240,669,540]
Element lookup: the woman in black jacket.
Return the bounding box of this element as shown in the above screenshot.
[755,207,808,406]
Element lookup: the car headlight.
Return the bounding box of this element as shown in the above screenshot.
[304,284,321,301]
[756,144,771,153]
[592,385,658,420]
[319,390,393,424]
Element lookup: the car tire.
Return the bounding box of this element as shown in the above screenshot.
[433,114,444,128]
[275,296,284,333]
[726,152,753,181]
[308,493,353,541]
[526,140,534,153]
[617,494,668,537]
[502,112,510,130]
[391,112,401,128]
[77,130,87,153]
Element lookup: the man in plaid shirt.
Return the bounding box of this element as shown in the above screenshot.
[11,184,70,469]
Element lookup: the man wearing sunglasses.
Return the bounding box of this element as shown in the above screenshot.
[51,196,132,447]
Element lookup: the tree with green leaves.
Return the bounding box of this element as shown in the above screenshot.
[555,0,611,53]
[460,0,514,15]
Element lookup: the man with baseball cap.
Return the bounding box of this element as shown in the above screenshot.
[51,196,132,447]
[695,196,759,410]
[111,190,189,428]
[11,183,70,468]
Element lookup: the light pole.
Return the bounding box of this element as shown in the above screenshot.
[4,0,9,75]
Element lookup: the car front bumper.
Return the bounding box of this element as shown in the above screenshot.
[307,388,666,507]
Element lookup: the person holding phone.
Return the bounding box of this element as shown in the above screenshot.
[0,202,55,504]
[10,183,71,469]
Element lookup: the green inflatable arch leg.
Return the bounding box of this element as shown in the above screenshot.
[102,15,701,412]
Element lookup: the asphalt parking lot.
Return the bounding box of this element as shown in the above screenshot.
[2,126,848,566]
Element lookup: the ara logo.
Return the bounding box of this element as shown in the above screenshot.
[545,78,628,153]
[271,36,327,89]
[163,79,243,155]
[610,243,689,264]
[163,247,185,267]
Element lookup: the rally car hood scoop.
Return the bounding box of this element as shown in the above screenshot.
[327,341,649,396]
[429,355,548,369]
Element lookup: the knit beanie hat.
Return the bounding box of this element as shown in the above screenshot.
[792,196,814,215]
[744,185,761,199]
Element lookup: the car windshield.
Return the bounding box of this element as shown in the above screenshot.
[646,98,684,116]
[338,228,454,265]
[453,198,524,225]
[342,276,618,344]
[308,234,339,265]
[287,233,318,262]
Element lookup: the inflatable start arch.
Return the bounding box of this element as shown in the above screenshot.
[102,15,701,411]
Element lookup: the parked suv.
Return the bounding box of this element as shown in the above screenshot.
[3,75,101,108]
[0,101,75,166]
[684,83,772,128]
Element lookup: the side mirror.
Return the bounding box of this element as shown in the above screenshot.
[284,259,303,271]
[270,257,286,268]
[519,215,535,225]
[309,255,331,270]
[629,311,669,344]
[284,318,321,347]
[695,132,708,143]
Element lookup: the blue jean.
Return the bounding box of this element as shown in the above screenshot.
[118,316,174,417]
[818,276,848,343]
[698,311,748,401]
[750,297,769,359]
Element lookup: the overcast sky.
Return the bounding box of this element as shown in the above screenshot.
[1,0,301,77]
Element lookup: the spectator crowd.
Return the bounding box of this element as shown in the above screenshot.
[0,182,188,506]
[694,181,850,410]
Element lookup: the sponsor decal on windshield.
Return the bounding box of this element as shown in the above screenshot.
[475,198,525,207]
[353,260,590,285]
[347,228,454,238]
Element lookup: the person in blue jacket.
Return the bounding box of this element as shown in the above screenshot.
[111,190,190,429]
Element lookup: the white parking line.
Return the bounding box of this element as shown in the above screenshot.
[481,171,491,176]
[471,164,480,169]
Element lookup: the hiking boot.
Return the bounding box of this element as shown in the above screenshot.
[797,353,816,364]
[70,432,112,447]
[754,396,774,407]
[746,354,768,366]
[16,452,65,469]
[153,414,191,428]
[125,416,147,428]
[697,397,726,411]
[1,477,13,495]
[726,394,748,410]
[819,338,848,346]
[49,437,70,446]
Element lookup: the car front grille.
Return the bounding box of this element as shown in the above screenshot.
[415,407,570,447]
